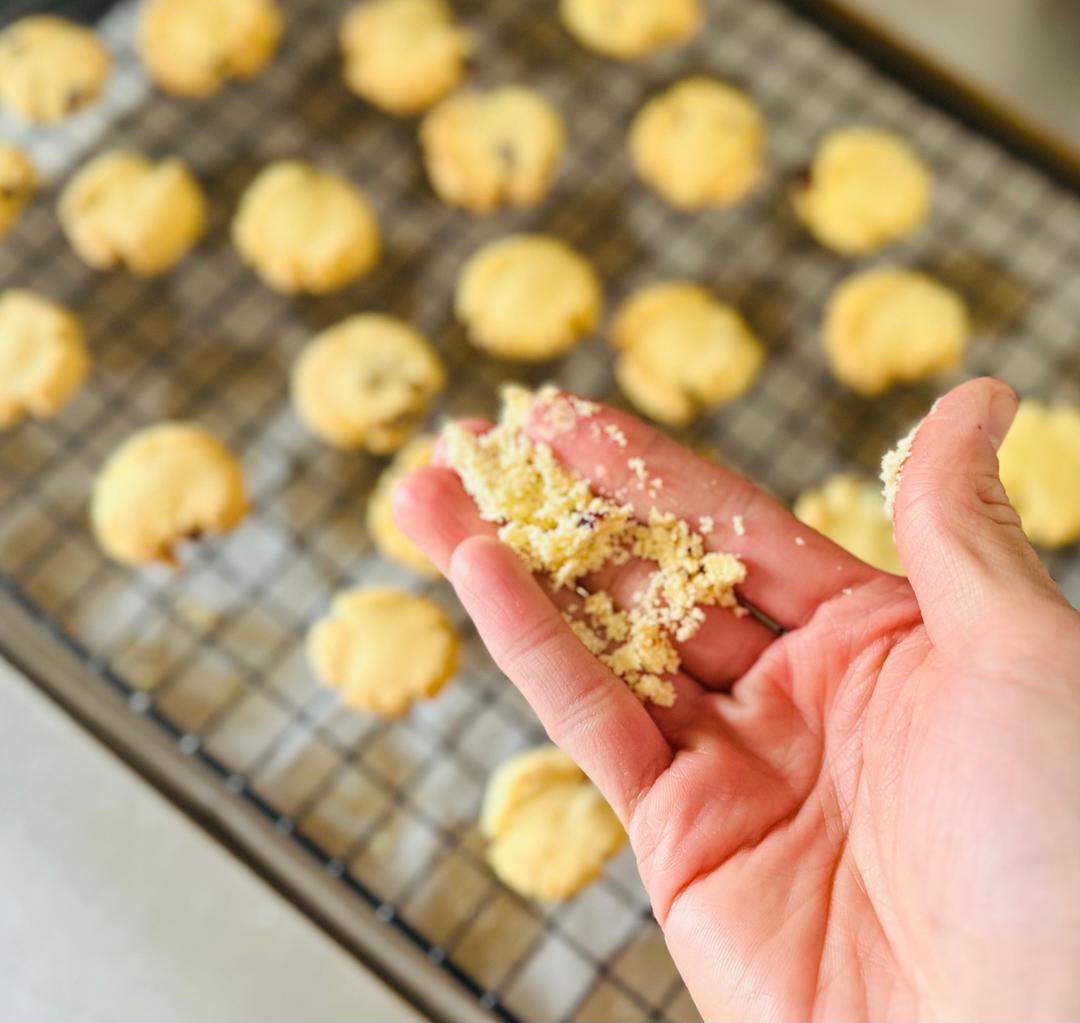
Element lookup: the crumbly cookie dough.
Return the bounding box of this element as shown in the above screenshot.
[559,0,701,60]
[824,267,969,396]
[612,281,764,425]
[138,0,282,98]
[445,386,746,705]
[792,127,932,254]
[0,146,37,239]
[91,423,249,566]
[997,399,1080,549]
[629,77,764,209]
[340,0,469,115]
[794,473,903,575]
[481,746,625,901]
[456,235,601,361]
[232,160,381,294]
[367,434,439,576]
[291,314,445,453]
[307,586,458,716]
[0,16,110,123]
[420,85,565,214]
[0,289,89,428]
[59,150,206,276]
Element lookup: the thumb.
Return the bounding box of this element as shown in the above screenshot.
[886,377,1062,639]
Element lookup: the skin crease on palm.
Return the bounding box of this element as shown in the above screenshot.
[392,377,1080,1022]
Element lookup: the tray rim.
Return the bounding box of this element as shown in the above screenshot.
[2,2,1077,1022]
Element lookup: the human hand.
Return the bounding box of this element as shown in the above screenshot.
[394,377,1079,1021]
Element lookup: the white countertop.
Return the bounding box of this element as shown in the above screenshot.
[0,660,423,1023]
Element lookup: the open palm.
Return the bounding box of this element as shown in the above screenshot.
[396,378,1079,1021]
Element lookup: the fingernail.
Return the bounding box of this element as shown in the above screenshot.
[987,386,1018,451]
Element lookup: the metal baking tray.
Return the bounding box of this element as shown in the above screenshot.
[1,1,1077,1020]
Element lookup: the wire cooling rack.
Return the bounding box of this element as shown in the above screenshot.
[1,1,1078,1020]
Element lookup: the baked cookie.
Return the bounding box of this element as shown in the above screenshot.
[792,127,932,254]
[291,314,444,453]
[629,77,764,209]
[612,281,764,425]
[340,0,469,116]
[138,0,282,98]
[0,289,89,428]
[367,434,438,576]
[456,234,601,360]
[307,586,458,716]
[59,150,206,276]
[0,146,37,239]
[480,746,625,901]
[559,0,701,59]
[997,399,1080,549]
[824,267,969,396]
[0,16,110,123]
[91,423,249,566]
[420,85,565,214]
[232,160,380,294]
[794,473,903,575]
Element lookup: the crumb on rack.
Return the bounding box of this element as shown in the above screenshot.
[444,385,746,706]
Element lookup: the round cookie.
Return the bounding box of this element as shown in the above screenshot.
[91,423,249,567]
[792,127,932,254]
[232,160,380,294]
[138,0,282,98]
[824,267,969,396]
[456,234,601,361]
[420,85,565,214]
[997,400,1080,549]
[340,0,469,116]
[794,473,903,575]
[629,76,764,209]
[559,0,701,59]
[291,314,445,453]
[0,289,89,428]
[480,746,625,901]
[367,434,438,576]
[0,146,37,239]
[612,281,764,425]
[0,16,110,123]
[307,586,458,716]
[59,150,206,276]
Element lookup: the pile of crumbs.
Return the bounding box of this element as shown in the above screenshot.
[443,385,746,706]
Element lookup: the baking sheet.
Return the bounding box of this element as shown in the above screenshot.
[1,1,1078,1020]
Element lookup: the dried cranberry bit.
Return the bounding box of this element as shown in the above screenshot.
[577,510,602,530]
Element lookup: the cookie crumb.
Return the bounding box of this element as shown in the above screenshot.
[733,604,749,618]
[604,423,628,447]
[880,418,922,520]
[842,587,853,596]
[732,514,745,536]
[445,386,746,705]
[698,515,714,534]
[627,456,647,483]
[794,536,806,546]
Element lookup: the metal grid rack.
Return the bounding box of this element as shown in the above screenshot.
[1,1,1077,1021]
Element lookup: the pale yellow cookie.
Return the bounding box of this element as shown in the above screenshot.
[307,586,458,716]
[0,289,89,428]
[138,0,282,98]
[232,160,380,294]
[824,267,969,396]
[559,0,701,59]
[59,150,206,276]
[0,146,37,238]
[629,76,764,209]
[91,423,249,566]
[0,16,110,123]
[291,314,444,453]
[794,473,903,575]
[792,127,932,254]
[340,0,469,116]
[420,85,565,214]
[997,400,1080,549]
[367,434,438,576]
[612,281,764,425]
[456,234,601,360]
[480,746,625,901]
